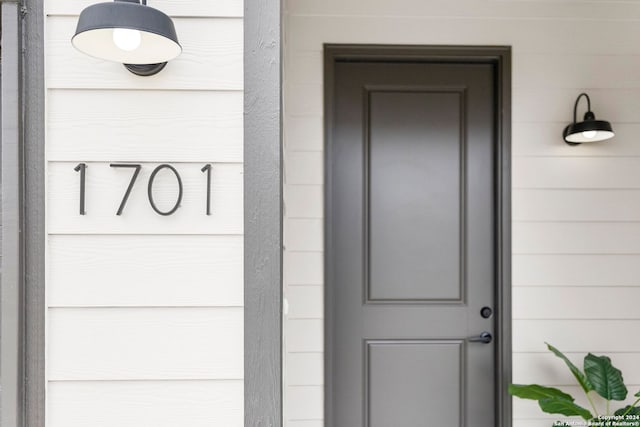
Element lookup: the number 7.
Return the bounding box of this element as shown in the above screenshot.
[110,164,142,215]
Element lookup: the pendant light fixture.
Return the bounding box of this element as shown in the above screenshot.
[72,0,181,76]
[563,93,614,145]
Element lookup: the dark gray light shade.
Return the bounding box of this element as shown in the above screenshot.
[563,119,614,144]
[71,1,181,65]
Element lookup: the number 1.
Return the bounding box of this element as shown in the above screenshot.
[74,163,87,215]
[201,164,212,215]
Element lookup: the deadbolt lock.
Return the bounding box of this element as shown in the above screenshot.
[480,306,493,319]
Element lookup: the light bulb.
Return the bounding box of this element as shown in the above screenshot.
[113,28,141,51]
[582,130,597,139]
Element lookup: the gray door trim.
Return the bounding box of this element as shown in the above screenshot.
[1,0,47,426]
[244,0,283,426]
[324,44,512,426]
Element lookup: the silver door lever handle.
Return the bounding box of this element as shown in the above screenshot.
[468,332,492,344]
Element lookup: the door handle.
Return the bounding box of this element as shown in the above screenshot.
[468,332,492,344]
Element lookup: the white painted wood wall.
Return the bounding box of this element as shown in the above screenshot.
[282,0,640,425]
[45,1,243,425]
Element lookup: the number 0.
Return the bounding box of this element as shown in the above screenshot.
[147,164,183,216]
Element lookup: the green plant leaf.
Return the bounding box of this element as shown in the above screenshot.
[509,384,575,402]
[509,384,575,401]
[546,343,593,393]
[539,397,593,420]
[584,353,628,401]
[615,406,640,416]
[636,390,640,398]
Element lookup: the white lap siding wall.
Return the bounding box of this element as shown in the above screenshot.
[45,1,243,425]
[282,1,640,426]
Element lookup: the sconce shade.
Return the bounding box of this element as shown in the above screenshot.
[563,93,614,145]
[72,0,181,66]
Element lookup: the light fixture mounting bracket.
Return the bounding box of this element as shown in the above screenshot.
[124,62,167,76]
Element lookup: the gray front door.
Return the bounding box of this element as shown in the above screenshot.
[325,47,509,427]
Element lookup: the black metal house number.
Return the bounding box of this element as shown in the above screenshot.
[74,163,213,216]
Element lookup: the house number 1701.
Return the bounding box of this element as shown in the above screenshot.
[74,163,213,216]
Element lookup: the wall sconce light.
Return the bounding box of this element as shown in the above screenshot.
[71,0,181,76]
[563,93,614,145]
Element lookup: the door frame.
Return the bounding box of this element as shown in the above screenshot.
[324,44,512,426]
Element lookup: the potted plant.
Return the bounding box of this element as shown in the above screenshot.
[509,343,640,426]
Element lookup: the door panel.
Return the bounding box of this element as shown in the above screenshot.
[368,90,465,302]
[367,340,463,427]
[327,59,498,427]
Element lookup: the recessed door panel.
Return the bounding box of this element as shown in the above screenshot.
[368,90,465,303]
[367,340,463,427]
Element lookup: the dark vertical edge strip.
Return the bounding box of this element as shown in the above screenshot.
[363,340,370,427]
[362,88,371,305]
[244,0,283,425]
[459,88,468,305]
[324,44,336,427]
[460,341,466,427]
[23,0,47,424]
[1,3,24,426]
[496,48,513,427]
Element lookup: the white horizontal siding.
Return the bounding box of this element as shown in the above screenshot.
[285,252,323,285]
[286,319,323,353]
[48,308,243,380]
[513,320,640,352]
[513,254,640,286]
[47,17,243,90]
[48,380,243,427]
[285,185,323,218]
[514,189,640,222]
[286,286,323,319]
[514,223,640,254]
[285,116,323,151]
[513,157,640,189]
[286,386,324,421]
[513,287,640,319]
[285,151,323,185]
[283,0,640,425]
[286,15,640,54]
[49,235,242,307]
[284,219,322,251]
[47,90,242,163]
[286,422,324,427]
[46,0,243,17]
[286,0,640,19]
[286,353,323,385]
[285,83,323,116]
